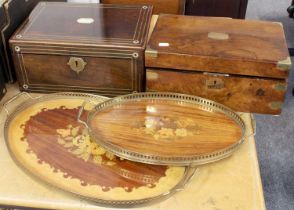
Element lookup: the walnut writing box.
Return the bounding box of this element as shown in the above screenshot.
[145,15,292,114]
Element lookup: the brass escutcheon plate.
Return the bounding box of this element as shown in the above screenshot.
[67,57,87,74]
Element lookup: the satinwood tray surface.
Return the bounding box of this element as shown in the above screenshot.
[82,92,246,166]
[4,92,195,207]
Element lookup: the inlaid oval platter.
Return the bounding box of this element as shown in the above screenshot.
[4,92,196,207]
[83,92,246,166]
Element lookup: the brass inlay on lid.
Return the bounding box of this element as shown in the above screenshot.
[208,32,229,40]
[77,18,94,24]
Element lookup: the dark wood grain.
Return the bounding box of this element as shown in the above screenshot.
[0,4,7,83]
[0,68,5,101]
[185,0,248,19]
[10,3,152,47]
[0,5,6,100]
[23,107,168,190]
[145,14,291,79]
[9,2,152,95]
[101,0,185,14]
[15,53,142,95]
[1,0,67,82]
[238,0,248,19]
[146,69,287,114]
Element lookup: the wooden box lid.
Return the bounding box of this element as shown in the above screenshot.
[100,0,185,15]
[145,15,291,79]
[9,2,152,49]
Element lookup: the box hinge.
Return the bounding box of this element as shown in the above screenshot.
[269,101,283,110]
[145,47,158,58]
[277,57,291,71]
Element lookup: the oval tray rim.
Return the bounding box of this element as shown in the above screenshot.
[3,92,196,207]
[87,92,247,166]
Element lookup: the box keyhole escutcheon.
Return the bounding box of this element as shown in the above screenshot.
[67,57,87,74]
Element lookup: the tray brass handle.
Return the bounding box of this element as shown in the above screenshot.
[67,57,87,74]
[77,101,89,129]
[175,167,199,192]
[2,92,36,115]
[77,98,113,128]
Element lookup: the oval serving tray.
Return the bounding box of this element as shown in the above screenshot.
[79,92,246,166]
[4,92,196,207]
